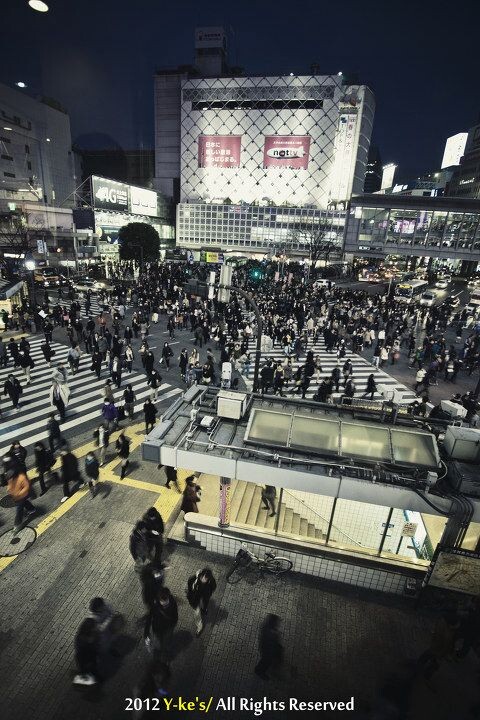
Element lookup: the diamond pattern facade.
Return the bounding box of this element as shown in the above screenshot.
[180,75,374,209]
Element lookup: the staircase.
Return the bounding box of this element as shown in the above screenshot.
[229,480,326,541]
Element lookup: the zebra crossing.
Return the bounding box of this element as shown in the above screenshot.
[0,336,182,455]
[239,336,418,403]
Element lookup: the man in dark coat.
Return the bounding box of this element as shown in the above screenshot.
[144,587,178,660]
[186,568,217,635]
[4,374,22,410]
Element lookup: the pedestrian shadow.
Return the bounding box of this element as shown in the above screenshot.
[97,483,113,499]
[209,599,229,627]
[170,629,194,659]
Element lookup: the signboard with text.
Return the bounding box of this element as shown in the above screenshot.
[198,135,242,168]
[92,176,129,212]
[129,186,157,217]
[263,136,311,169]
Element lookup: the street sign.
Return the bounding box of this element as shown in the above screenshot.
[36,239,45,254]
[401,522,418,537]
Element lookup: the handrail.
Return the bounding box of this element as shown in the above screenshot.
[282,488,363,547]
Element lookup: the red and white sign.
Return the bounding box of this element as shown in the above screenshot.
[198,135,242,168]
[263,136,311,169]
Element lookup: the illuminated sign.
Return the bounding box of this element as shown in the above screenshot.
[92,176,129,212]
[130,186,157,217]
[441,132,468,169]
[263,136,311,169]
[198,135,242,168]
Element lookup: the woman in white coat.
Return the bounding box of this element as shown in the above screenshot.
[49,380,70,422]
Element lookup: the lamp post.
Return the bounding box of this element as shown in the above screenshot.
[24,254,37,310]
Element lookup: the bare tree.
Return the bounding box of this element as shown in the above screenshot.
[289,222,339,266]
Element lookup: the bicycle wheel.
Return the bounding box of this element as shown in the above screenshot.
[264,557,293,575]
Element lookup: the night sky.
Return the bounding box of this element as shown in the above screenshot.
[2,0,479,182]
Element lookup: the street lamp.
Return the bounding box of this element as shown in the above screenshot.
[16,82,27,88]
[24,253,37,310]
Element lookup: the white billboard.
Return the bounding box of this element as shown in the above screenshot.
[441,132,468,169]
[129,186,157,217]
[381,163,396,190]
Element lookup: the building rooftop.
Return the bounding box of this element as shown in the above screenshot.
[351,193,480,212]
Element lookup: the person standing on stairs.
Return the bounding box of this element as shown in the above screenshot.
[261,485,277,517]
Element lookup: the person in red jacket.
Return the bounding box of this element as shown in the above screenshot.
[7,468,37,533]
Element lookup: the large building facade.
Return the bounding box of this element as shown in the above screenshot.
[0,83,76,208]
[154,28,374,257]
[449,122,480,199]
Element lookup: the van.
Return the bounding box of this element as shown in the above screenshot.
[419,291,437,307]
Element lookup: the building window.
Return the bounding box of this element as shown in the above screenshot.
[27,161,32,170]
[1,154,13,161]
[0,136,11,144]
[3,172,16,178]
[25,144,30,154]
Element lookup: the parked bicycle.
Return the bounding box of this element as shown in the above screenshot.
[226,543,293,581]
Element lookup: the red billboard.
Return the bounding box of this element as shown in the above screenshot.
[198,135,242,168]
[263,135,311,169]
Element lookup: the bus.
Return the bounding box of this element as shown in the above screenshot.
[394,279,428,303]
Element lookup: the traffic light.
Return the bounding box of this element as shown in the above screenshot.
[248,266,264,282]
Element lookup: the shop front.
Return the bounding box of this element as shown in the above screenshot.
[0,279,28,329]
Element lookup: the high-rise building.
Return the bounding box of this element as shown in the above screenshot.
[441,132,468,170]
[0,82,76,207]
[76,148,155,189]
[154,28,375,257]
[449,122,480,199]
[363,144,382,193]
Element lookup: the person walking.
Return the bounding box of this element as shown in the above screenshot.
[144,587,178,661]
[143,398,157,433]
[0,337,8,368]
[123,383,136,421]
[47,412,62,454]
[415,367,427,393]
[41,340,55,367]
[60,444,82,503]
[261,485,277,517]
[125,344,134,373]
[148,369,162,401]
[7,466,37,533]
[181,475,201,515]
[94,424,110,466]
[73,618,100,686]
[179,349,188,381]
[101,399,118,432]
[91,350,102,379]
[4,374,22,411]
[19,351,35,385]
[186,568,217,636]
[116,431,131,479]
[363,373,377,400]
[111,355,122,388]
[164,465,181,492]
[254,614,283,680]
[34,441,54,496]
[84,451,100,498]
[67,345,81,375]
[161,342,173,371]
[49,380,70,422]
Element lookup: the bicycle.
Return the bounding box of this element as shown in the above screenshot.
[226,543,293,581]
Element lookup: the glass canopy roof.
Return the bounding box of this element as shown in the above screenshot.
[244,409,440,469]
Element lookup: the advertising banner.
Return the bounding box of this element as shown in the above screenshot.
[92,176,129,212]
[129,186,157,217]
[198,136,242,168]
[200,251,224,264]
[263,136,311,169]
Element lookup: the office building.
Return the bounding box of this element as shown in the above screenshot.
[363,144,382,193]
[0,82,76,208]
[77,148,155,189]
[449,122,480,199]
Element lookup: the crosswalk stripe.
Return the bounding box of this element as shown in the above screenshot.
[0,333,181,455]
[233,336,417,402]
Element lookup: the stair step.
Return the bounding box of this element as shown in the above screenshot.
[299,518,308,536]
[306,523,316,538]
[282,507,294,534]
[245,486,264,526]
[230,480,249,521]
[264,509,277,530]
[315,528,324,539]
[236,483,257,525]
[291,513,301,536]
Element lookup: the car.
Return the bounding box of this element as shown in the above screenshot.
[419,291,437,307]
[72,277,97,293]
[444,296,460,309]
[93,279,114,292]
[313,278,336,288]
[435,278,449,289]
[34,267,63,287]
